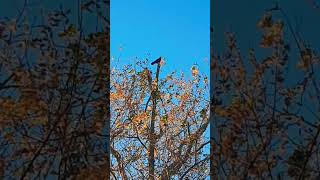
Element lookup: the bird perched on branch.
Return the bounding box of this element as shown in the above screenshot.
[151,57,162,65]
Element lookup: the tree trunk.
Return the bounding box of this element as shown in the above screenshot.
[148,64,160,180]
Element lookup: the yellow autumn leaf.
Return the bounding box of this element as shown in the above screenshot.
[191,66,199,77]
[214,106,229,117]
[31,116,48,126]
[132,112,149,124]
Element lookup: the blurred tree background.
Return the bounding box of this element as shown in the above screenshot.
[211,1,320,179]
[0,0,110,179]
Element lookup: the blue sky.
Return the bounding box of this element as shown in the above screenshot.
[111,0,210,77]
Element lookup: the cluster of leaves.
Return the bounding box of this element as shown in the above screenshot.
[0,0,109,179]
[110,60,210,179]
[211,9,320,179]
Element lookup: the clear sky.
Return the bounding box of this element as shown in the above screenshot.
[111,0,210,78]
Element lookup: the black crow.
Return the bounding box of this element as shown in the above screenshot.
[151,57,161,65]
